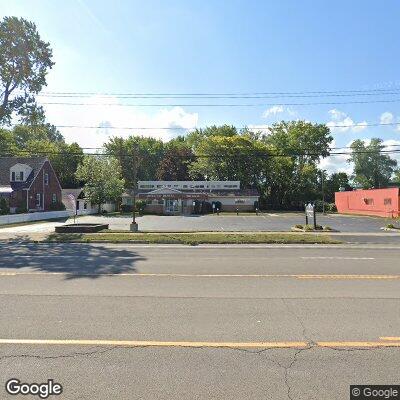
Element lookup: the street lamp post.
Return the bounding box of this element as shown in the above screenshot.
[130,145,139,232]
[321,170,326,215]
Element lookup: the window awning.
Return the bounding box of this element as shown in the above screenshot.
[0,186,13,194]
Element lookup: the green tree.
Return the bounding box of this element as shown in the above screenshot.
[349,138,397,189]
[104,136,164,186]
[189,130,268,187]
[324,172,351,203]
[0,17,54,124]
[0,127,16,154]
[76,156,125,213]
[262,121,333,209]
[156,141,197,180]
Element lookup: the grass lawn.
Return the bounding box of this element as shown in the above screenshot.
[45,232,341,245]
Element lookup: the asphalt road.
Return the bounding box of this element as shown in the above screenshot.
[0,244,400,399]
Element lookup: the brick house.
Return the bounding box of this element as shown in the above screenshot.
[0,157,62,213]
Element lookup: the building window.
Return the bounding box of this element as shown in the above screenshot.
[384,198,392,206]
[19,171,24,181]
[158,199,163,205]
[45,173,49,185]
[36,193,41,207]
[52,193,57,203]
[11,171,15,181]
[235,199,245,204]
[364,198,374,205]
[83,202,87,210]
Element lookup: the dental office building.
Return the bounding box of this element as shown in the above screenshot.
[122,181,259,215]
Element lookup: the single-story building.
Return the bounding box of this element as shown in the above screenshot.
[0,157,62,213]
[62,188,116,215]
[122,181,259,215]
[335,187,400,218]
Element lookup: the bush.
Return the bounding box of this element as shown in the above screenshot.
[214,201,222,212]
[135,200,146,213]
[0,197,9,215]
[304,224,314,231]
[16,206,27,214]
[120,204,133,213]
[326,203,337,213]
[315,224,323,230]
[49,202,66,211]
[294,224,303,229]
[386,223,398,229]
[323,225,333,231]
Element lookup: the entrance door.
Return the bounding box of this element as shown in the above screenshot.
[165,199,180,214]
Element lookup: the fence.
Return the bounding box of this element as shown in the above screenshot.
[0,210,72,225]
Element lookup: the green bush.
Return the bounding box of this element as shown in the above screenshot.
[323,225,333,231]
[135,200,146,212]
[315,224,323,230]
[0,197,9,215]
[304,224,314,231]
[49,202,66,211]
[326,203,337,213]
[16,206,27,214]
[294,224,303,229]
[120,204,133,213]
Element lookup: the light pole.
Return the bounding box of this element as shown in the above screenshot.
[321,169,326,215]
[130,145,139,232]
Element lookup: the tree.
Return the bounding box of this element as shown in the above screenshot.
[324,172,351,203]
[104,136,164,186]
[0,17,54,124]
[261,121,333,209]
[76,156,125,213]
[0,127,16,154]
[189,131,268,187]
[349,138,397,189]
[156,142,196,180]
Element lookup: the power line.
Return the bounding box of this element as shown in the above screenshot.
[20,121,400,130]
[34,87,400,96]
[36,98,400,107]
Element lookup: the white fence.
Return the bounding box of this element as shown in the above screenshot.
[0,210,72,225]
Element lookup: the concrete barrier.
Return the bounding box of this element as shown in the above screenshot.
[0,210,73,225]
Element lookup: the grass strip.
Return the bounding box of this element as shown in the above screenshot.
[45,232,341,245]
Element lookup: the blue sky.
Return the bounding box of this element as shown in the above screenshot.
[1,0,400,172]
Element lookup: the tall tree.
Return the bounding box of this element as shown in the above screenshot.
[349,138,397,189]
[262,121,333,209]
[0,16,54,124]
[156,142,197,181]
[105,136,164,186]
[189,131,268,187]
[76,156,125,213]
[324,172,351,203]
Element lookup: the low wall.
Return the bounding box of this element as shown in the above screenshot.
[0,210,72,225]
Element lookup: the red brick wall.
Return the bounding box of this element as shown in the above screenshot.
[335,188,400,217]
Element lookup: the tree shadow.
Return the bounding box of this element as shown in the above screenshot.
[0,240,146,280]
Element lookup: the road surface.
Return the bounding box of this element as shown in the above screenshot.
[0,243,399,399]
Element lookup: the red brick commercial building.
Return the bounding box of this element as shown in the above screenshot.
[0,157,62,213]
[335,188,400,218]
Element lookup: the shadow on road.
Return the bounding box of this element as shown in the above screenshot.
[0,241,146,280]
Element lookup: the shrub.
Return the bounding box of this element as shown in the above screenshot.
[120,204,133,213]
[135,200,146,213]
[304,224,314,231]
[323,225,333,231]
[49,202,66,211]
[294,224,303,229]
[16,206,27,214]
[386,223,396,229]
[315,224,323,230]
[326,203,337,213]
[0,197,9,215]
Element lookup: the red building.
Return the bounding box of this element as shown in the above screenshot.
[335,188,400,218]
[0,157,62,213]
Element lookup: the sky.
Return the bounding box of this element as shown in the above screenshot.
[1,0,400,173]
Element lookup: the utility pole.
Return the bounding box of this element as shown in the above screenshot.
[321,170,326,215]
[130,144,139,232]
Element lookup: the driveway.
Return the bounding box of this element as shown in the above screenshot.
[0,212,394,234]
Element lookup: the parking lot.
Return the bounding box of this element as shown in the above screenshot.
[0,212,394,234]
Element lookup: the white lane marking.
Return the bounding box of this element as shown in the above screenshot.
[301,257,375,260]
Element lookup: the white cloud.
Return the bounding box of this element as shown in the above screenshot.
[380,111,394,125]
[319,140,352,174]
[326,109,367,133]
[41,96,199,149]
[262,105,284,118]
[247,124,271,135]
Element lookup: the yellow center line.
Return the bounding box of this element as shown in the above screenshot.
[0,272,400,279]
[379,337,400,341]
[0,339,399,349]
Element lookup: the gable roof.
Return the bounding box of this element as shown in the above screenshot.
[0,157,47,189]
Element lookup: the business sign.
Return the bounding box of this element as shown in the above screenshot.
[305,203,316,228]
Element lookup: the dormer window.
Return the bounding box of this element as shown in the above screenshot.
[11,171,24,181]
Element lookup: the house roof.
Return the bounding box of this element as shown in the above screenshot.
[0,157,48,189]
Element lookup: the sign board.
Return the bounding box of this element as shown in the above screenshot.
[305,203,316,228]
